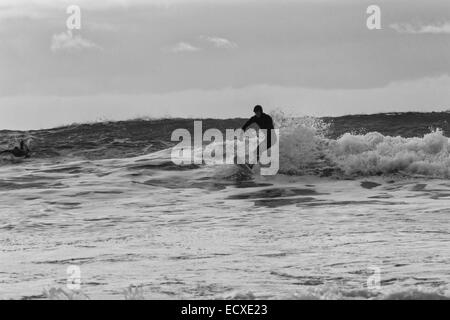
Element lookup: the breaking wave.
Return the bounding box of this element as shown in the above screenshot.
[273,111,450,178]
[222,287,450,300]
[37,285,450,300]
[1,112,450,178]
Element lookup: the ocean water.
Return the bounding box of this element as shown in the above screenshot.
[0,112,449,300]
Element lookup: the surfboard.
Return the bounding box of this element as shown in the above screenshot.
[237,163,254,174]
[232,154,253,174]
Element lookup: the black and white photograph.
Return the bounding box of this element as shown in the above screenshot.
[0,0,449,304]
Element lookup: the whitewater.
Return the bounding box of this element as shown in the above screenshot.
[0,112,449,300]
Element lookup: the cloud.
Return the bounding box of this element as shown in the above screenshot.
[0,0,283,9]
[0,5,45,20]
[50,30,101,52]
[390,22,450,34]
[200,36,238,49]
[167,37,237,53]
[168,41,201,53]
[86,22,118,32]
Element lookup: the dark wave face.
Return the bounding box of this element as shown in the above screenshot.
[324,112,450,138]
[1,112,449,161]
[0,118,244,160]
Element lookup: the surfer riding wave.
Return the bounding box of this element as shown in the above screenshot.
[0,140,31,158]
[241,105,277,167]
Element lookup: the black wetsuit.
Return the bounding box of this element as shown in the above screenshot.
[0,146,30,158]
[242,113,274,132]
[242,113,275,161]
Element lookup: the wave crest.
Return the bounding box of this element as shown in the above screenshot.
[331,130,450,177]
[272,111,450,178]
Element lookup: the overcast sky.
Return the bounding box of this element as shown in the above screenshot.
[1,0,449,129]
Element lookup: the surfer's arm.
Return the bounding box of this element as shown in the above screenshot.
[268,118,274,130]
[241,116,256,131]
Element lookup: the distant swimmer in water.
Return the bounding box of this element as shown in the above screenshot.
[241,105,276,167]
[0,140,30,158]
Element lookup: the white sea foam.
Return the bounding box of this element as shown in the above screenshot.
[331,130,450,177]
[270,111,450,178]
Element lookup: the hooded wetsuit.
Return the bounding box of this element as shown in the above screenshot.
[242,113,274,132]
[241,113,276,161]
[0,142,30,158]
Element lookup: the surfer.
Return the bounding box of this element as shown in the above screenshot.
[0,140,30,158]
[241,105,276,166]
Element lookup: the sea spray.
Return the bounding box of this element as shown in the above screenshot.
[331,129,450,177]
[270,110,332,175]
[269,110,450,178]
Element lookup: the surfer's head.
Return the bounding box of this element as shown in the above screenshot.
[20,140,25,149]
[253,105,263,117]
